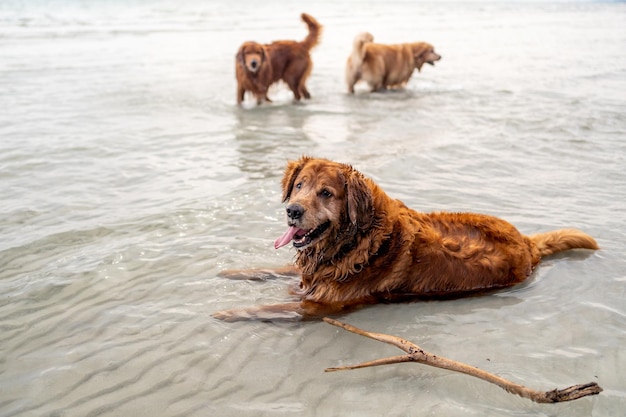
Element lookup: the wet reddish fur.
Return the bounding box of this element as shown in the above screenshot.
[214,157,598,321]
[235,13,321,105]
[346,32,441,93]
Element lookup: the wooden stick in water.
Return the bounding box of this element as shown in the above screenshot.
[323,317,602,403]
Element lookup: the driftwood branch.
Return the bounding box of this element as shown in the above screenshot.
[323,317,602,404]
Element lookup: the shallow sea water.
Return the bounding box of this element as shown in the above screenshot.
[1,1,625,416]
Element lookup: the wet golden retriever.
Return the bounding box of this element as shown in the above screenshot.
[235,13,322,105]
[346,32,441,93]
[213,157,598,321]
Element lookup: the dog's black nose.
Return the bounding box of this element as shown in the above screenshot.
[250,60,258,69]
[286,203,304,220]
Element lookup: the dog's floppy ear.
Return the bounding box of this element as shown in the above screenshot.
[412,43,428,71]
[281,156,311,202]
[345,167,374,231]
[236,44,246,67]
[257,45,272,83]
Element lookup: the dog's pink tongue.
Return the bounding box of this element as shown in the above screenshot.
[274,226,299,249]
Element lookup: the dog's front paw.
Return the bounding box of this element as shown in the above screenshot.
[211,310,242,322]
[212,303,304,322]
[218,266,300,281]
[218,269,271,281]
[212,308,253,322]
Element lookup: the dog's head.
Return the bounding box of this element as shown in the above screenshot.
[275,157,374,251]
[411,42,441,71]
[236,41,267,73]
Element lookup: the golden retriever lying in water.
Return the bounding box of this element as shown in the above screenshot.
[346,32,441,93]
[213,157,598,321]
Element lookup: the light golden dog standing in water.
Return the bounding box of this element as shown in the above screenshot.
[346,32,441,93]
[213,157,598,321]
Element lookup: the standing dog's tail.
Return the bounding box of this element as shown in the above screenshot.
[530,229,599,257]
[300,13,322,51]
[351,32,374,66]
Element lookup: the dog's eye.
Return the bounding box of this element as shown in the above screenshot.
[295,182,302,190]
[320,189,333,198]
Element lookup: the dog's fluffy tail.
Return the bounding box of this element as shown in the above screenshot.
[530,229,599,257]
[300,13,322,50]
[350,32,374,66]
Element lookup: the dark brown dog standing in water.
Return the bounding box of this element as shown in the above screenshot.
[235,13,322,105]
[213,157,598,321]
[346,32,441,93]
